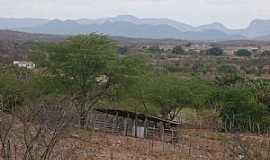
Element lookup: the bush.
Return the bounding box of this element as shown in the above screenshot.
[172,45,186,54]
[235,49,252,57]
[118,46,128,55]
[261,50,270,57]
[207,47,224,56]
[218,88,270,132]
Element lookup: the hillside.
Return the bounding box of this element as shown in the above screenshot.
[0,30,66,42]
[1,30,270,60]
[2,15,270,40]
[1,112,269,160]
[16,20,244,41]
[0,30,66,60]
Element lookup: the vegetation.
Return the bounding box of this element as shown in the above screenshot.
[261,50,270,57]
[172,45,185,54]
[2,33,270,160]
[146,45,164,54]
[207,47,224,56]
[1,34,270,135]
[235,49,252,57]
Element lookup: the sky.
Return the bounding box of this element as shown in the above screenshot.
[0,0,269,29]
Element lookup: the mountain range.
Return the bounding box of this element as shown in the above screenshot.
[1,15,270,41]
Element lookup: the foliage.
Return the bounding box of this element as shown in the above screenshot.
[235,49,252,57]
[207,76,270,133]
[247,79,270,110]
[111,55,155,113]
[207,47,224,56]
[215,65,244,86]
[146,45,164,54]
[2,34,270,134]
[261,50,270,57]
[215,87,270,132]
[32,34,118,128]
[172,45,185,55]
[146,75,213,120]
[0,66,32,112]
[117,46,128,55]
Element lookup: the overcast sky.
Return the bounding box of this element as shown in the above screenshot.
[0,0,269,29]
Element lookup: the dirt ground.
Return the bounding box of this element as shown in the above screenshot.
[1,112,270,160]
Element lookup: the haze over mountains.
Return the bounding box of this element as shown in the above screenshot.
[1,15,270,41]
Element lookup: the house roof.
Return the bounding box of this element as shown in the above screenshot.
[95,108,180,126]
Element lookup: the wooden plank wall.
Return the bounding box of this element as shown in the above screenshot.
[92,111,178,143]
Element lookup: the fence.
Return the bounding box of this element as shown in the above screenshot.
[97,127,270,160]
[91,112,270,160]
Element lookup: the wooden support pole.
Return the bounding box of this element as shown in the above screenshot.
[114,112,119,132]
[93,110,97,130]
[171,128,174,144]
[144,117,148,138]
[133,118,137,137]
[0,95,3,112]
[134,113,138,137]
[124,117,128,136]
[161,122,165,152]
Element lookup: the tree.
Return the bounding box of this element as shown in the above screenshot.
[215,65,244,87]
[235,49,252,57]
[0,65,31,112]
[172,45,185,55]
[218,87,269,132]
[248,79,270,111]
[147,45,163,54]
[32,34,118,128]
[261,50,270,57]
[146,75,213,120]
[117,46,128,55]
[111,55,153,112]
[207,47,224,56]
[146,75,189,120]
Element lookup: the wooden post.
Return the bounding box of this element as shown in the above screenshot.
[133,118,137,137]
[127,113,130,136]
[93,110,97,130]
[114,112,119,133]
[104,112,108,129]
[188,137,192,159]
[0,95,3,112]
[144,117,148,138]
[161,122,165,152]
[134,113,138,137]
[171,129,174,144]
[123,118,127,136]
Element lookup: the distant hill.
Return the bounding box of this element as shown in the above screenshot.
[1,30,270,61]
[2,15,270,41]
[16,20,244,41]
[0,30,66,61]
[244,19,270,38]
[76,15,194,32]
[0,30,66,42]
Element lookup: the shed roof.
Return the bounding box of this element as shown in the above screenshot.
[95,108,180,126]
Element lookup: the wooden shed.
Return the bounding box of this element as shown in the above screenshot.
[93,108,179,143]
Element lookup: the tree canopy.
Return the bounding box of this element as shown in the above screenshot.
[207,47,224,56]
[235,49,252,57]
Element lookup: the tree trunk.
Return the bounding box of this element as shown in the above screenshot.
[79,102,87,128]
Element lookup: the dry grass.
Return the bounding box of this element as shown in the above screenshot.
[1,112,270,160]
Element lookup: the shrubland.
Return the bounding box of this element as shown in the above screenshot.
[1,34,270,159]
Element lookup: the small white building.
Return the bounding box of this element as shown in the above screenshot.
[13,61,36,69]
